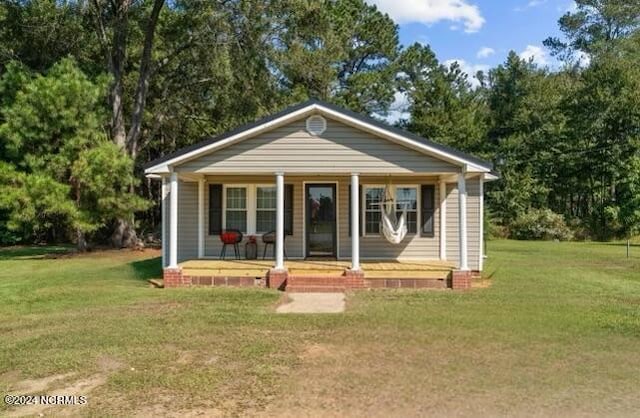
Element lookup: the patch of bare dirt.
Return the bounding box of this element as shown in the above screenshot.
[3,356,126,417]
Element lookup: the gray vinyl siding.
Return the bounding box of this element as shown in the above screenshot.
[178,181,198,262]
[176,116,458,174]
[203,175,305,259]
[339,176,441,260]
[170,176,483,269]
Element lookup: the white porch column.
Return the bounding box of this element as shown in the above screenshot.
[479,176,484,271]
[457,169,469,271]
[439,179,447,260]
[169,172,179,268]
[351,173,361,271]
[197,177,205,259]
[161,176,168,268]
[275,172,285,270]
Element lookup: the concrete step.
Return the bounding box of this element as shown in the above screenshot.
[286,286,346,293]
[287,276,346,286]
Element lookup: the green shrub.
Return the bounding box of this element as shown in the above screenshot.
[510,209,574,241]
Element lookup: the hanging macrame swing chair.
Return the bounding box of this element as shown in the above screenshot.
[380,181,409,244]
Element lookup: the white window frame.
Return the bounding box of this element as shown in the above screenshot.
[362,184,421,237]
[255,184,277,234]
[222,184,276,235]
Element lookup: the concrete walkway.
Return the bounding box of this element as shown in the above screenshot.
[276,293,345,314]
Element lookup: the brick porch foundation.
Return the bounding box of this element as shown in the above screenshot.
[451,270,473,290]
[343,269,366,289]
[267,269,288,290]
[163,266,470,291]
[163,267,189,288]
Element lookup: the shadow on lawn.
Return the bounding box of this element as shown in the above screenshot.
[0,245,73,260]
[129,257,163,282]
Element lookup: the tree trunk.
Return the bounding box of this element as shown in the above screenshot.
[77,229,88,252]
[111,218,138,248]
[126,0,165,158]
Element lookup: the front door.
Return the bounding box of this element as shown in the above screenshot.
[305,184,337,258]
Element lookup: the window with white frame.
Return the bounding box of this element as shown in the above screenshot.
[256,186,276,233]
[363,185,418,235]
[225,187,247,232]
[396,186,418,234]
[364,187,384,234]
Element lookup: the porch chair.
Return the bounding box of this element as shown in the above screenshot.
[262,230,288,260]
[219,229,243,260]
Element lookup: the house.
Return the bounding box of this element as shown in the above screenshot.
[144,100,496,291]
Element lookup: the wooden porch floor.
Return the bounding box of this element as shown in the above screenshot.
[180,259,456,280]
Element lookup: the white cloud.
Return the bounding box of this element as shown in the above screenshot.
[515,0,547,12]
[385,91,411,124]
[477,47,495,58]
[444,59,489,87]
[519,44,549,65]
[367,0,485,33]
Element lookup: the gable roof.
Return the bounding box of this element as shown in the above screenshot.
[144,99,493,174]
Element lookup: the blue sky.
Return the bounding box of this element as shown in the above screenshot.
[367,0,577,80]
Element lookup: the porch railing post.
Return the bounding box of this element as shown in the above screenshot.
[458,168,469,271]
[161,176,168,268]
[169,171,179,268]
[197,177,205,259]
[351,173,360,271]
[275,172,285,270]
[439,178,447,261]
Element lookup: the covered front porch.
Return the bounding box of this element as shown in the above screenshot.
[160,170,480,290]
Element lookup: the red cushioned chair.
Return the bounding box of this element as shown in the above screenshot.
[219,229,243,260]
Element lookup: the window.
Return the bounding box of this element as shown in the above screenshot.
[225,187,247,232]
[363,185,419,236]
[396,187,418,234]
[256,186,276,233]
[364,187,384,234]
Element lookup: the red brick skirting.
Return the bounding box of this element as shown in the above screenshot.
[267,269,288,291]
[187,276,257,287]
[343,269,366,289]
[369,278,447,289]
[451,270,473,290]
[163,267,189,288]
[163,266,471,291]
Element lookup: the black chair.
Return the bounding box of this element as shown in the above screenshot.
[262,231,288,260]
[219,229,243,259]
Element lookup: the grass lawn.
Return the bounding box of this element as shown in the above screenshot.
[1,241,639,417]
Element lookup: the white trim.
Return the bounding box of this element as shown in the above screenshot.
[168,172,178,268]
[221,184,278,235]
[458,171,469,271]
[255,184,277,234]
[222,184,249,234]
[439,179,447,261]
[197,178,205,258]
[306,114,327,136]
[302,181,340,259]
[145,103,492,174]
[161,177,168,268]
[361,184,420,237]
[275,173,285,270]
[479,177,484,271]
[351,174,360,271]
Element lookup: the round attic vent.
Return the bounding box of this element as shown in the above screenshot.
[306,115,326,136]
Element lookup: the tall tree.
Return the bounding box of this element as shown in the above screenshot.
[0,59,147,249]
[398,43,487,155]
[544,0,640,60]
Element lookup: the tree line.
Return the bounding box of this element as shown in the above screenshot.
[0,0,639,249]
